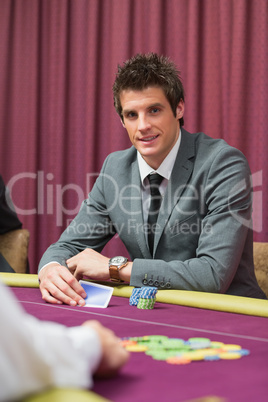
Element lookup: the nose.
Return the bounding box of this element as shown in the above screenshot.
[137,114,151,132]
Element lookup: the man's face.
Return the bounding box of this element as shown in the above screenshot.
[120,87,184,170]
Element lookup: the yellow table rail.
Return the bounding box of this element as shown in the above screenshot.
[21,387,110,402]
[0,272,39,287]
[1,272,267,318]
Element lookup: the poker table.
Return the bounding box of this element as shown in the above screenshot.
[1,273,268,402]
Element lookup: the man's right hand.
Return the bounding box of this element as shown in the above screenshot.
[38,263,87,306]
[83,320,129,377]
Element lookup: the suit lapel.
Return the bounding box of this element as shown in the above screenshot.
[153,129,196,254]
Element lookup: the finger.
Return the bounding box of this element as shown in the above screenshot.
[64,272,87,298]
[57,276,87,306]
[67,264,75,275]
[41,273,87,306]
[73,268,85,281]
[40,280,77,306]
[46,281,86,306]
[84,320,115,336]
[66,254,77,267]
[40,287,63,305]
[66,259,76,273]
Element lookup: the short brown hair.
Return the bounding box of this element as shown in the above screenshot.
[113,53,185,126]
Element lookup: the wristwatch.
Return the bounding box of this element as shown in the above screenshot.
[109,256,128,282]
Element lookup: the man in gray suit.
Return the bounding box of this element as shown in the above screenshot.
[38,53,266,306]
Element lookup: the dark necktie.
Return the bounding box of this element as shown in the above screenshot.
[147,173,163,255]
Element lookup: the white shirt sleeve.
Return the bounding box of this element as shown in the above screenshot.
[38,261,61,274]
[0,281,102,402]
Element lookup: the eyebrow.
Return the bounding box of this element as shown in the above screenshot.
[122,102,165,116]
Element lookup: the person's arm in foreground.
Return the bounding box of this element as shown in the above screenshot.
[0,281,129,402]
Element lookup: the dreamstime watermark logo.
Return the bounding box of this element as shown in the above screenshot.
[65,217,214,238]
[6,169,264,232]
[6,171,94,226]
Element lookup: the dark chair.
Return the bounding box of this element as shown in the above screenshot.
[0,229,30,273]
[253,242,268,298]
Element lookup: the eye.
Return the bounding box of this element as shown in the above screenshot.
[150,107,160,114]
[125,111,137,119]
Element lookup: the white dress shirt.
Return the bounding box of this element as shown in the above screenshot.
[137,131,181,223]
[0,280,102,401]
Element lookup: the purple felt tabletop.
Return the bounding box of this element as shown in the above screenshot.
[12,287,268,402]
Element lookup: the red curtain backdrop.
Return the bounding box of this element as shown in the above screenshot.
[0,0,267,273]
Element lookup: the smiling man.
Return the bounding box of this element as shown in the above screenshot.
[120,87,184,170]
[38,53,266,304]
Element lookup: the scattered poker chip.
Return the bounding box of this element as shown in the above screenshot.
[236,349,250,356]
[189,342,210,350]
[188,337,211,343]
[125,344,148,352]
[188,337,211,349]
[204,355,221,361]
[221,344,242,351]
[161,339,186,349]
[145,343,164,351]
[120,335,250,366]
[182,351,205,361]
[120,340,137,347]
[151,352,174,360]
[166,356,191,365]
[218,352,242,360]
[202,349,220,357]
[210,341,224,348]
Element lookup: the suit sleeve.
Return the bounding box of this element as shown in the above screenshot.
[38,156,116,271]
[130,146,253,293]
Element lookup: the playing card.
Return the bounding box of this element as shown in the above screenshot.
[79,280,114,308]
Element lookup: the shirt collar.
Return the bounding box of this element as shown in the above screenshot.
[138,130,181,185]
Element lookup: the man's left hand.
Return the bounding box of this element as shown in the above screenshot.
[66,249,110,281]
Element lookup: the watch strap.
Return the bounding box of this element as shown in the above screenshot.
[109,262,128,282]
[109,265,122,282]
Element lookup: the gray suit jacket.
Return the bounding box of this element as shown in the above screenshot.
[39,129,266,299]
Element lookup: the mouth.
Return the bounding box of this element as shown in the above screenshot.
[140,135,159,142]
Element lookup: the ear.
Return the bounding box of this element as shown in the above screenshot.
[120,117,126,128]
[176,100,184,120]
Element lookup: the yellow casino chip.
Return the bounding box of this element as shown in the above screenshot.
[125,344,148,352]
[219,352,242,360]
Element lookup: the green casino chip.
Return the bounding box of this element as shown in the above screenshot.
[137,297,156,309]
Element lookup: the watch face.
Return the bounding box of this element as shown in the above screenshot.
[110,256,126,265]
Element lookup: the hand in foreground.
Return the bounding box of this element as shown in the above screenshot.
[83,320,129,377]
[38,263,87,306]
[66,248,110,281]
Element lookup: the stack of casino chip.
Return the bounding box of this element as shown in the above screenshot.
[137,287,158,309]
[137,298,156,309]
[129,288,142,306]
